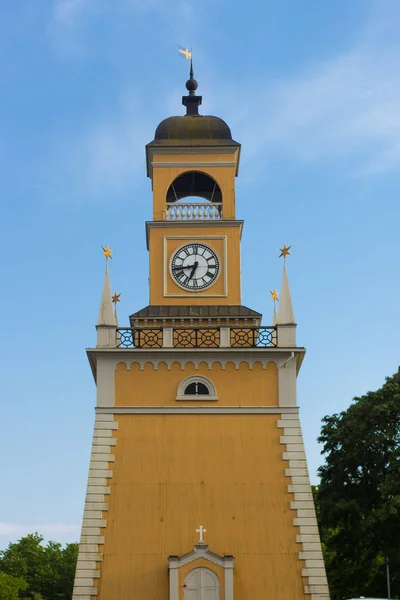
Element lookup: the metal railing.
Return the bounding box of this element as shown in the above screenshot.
[174,328,220,348]
[166,202,222,221]
[117,328,163,349]
[116,326,277,349]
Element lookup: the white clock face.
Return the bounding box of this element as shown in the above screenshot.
[171,243,220,291]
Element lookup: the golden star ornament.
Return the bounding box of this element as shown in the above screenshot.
[112,292,121,304]
[102,244,113,259]
[279,243,291,258]
[270,289,279,302]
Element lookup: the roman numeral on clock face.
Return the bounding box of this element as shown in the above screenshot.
[179,274,190,287]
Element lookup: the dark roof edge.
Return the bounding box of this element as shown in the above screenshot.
[129,305,262,320]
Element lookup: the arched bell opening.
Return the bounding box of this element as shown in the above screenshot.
[166,172,223,220]
[167,171,222,203]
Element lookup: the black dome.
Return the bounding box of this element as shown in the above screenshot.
[155,115,233,141]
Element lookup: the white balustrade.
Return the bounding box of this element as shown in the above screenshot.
[166,202,222,220]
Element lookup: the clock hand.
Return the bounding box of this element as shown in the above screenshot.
[172,263,195,270]
[189,261,199,280]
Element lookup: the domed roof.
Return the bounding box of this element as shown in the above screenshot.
[146,63,240,160]
[155,115,233,141]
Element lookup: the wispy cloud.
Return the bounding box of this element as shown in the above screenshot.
[42,88,153,202]
[0,522,79,541]
[43,0,400,202]
[225,5,400,176]
[53,0,87,26]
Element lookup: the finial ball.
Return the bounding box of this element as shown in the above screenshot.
[186,78,198,92]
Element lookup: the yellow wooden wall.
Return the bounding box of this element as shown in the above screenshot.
[98,414,306,600]
[148,224,242,306]
[151,154,238,220]
[115,361,278,407]
[95,362,306,599]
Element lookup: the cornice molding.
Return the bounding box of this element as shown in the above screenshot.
[152,162,236,168]
[96,406,298,414]
[87,347,305,379]
[145,220,244,249]
[146,145,241,178]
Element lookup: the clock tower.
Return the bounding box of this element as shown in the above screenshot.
[72,65,330,600]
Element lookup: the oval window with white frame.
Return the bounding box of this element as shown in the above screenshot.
[176,376,218,401]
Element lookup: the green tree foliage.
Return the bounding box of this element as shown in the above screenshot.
[0,533,78,600]
[315,368,400,600]
[0,572,28,600]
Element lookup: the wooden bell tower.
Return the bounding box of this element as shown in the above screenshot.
[72,64,330,600]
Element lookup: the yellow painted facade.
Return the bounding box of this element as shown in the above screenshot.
[98,414,306,600]
[148,224,242,305]
[115,361,278,407]
[151,153,238,220]
[147,143,242,305]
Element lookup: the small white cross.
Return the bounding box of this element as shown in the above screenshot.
[196,525,207,543]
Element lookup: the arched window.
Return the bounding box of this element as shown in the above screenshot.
[184,381,210,396]
[184,567,220,600]
[176,376,217,401]
[167,172,222,203]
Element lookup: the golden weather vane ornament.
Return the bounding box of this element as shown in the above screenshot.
[178,47,192,60]
[112,292,121,304]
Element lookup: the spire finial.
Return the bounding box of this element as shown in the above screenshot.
[279,243,291,261]
[270,288,279,326]
[185,51,198,96]
[97,245,115,326]
[277,244,296,325]
[102,244,113,267]
[112,292,121,326]
[179,46,202,114]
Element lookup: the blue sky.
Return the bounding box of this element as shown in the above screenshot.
[1,0,400,547]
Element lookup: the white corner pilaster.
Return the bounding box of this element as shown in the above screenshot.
[278,415,330,600]
[96,324,117,348]
[276,324,296,347]
[72,415,118,600]
[96,357,116,407]
[278,354,297,407]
